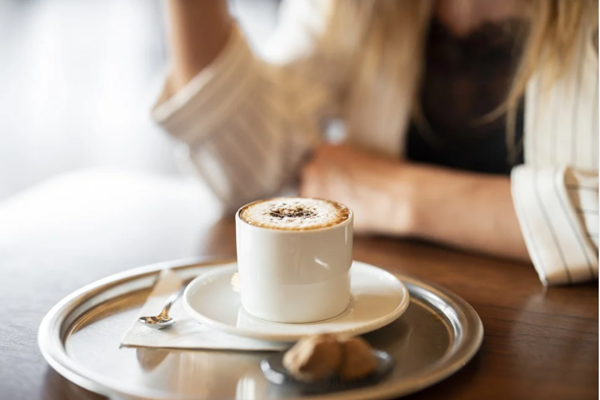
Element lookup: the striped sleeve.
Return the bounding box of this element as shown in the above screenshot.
[152,15,335,213]
[516,21,598,286]
[152,25,260,141]
[511,166,598,285]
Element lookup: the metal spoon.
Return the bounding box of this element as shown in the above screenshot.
[138,285,186,329]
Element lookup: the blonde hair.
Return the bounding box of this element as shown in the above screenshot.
[321,0,598,159]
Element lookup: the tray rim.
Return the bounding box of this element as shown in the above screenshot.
[38,257,484,400]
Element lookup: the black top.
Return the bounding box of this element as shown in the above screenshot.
[406,18,527,175]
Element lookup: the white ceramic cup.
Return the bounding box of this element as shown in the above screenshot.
[235,198,354,323]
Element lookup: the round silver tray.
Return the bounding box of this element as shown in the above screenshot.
[39,258,483,400]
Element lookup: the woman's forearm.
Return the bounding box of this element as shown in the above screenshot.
[298,144,530,261]
[166,0,232,92]
[401,164,530,261]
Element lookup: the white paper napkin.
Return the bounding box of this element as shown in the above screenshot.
[120,269,287,351]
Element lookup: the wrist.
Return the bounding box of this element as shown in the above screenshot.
[366,163,420,237]
[395,164,422,237]
[397,163,448,238]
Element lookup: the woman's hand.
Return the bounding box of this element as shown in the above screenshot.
[299,144,414,235]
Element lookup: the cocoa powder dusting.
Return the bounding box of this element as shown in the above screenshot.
[267,205,317,220]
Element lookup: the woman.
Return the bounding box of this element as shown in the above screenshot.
[153,0,598,285]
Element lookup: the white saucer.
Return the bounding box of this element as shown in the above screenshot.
[183,261,410,342]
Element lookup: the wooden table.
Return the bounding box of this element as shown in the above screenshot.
[0,169,597,399]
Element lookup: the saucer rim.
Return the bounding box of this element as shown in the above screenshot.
[183,261,410,342]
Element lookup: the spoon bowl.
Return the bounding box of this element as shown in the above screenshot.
[137,285,186,330]
[138,315,176,329]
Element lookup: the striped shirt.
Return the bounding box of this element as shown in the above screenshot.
[152,0,598,286]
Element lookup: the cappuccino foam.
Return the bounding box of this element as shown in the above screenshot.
[239,198,350,230]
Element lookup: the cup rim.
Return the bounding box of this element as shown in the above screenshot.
[235,197,354,233]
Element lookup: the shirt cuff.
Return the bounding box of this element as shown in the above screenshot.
[511,165,598,285]
[151,24,259,142]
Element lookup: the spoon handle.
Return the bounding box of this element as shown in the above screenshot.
[158,285,186,317]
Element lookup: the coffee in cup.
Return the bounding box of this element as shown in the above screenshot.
[236,197,353,323]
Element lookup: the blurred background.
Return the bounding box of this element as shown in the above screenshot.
[0,0,279,202]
